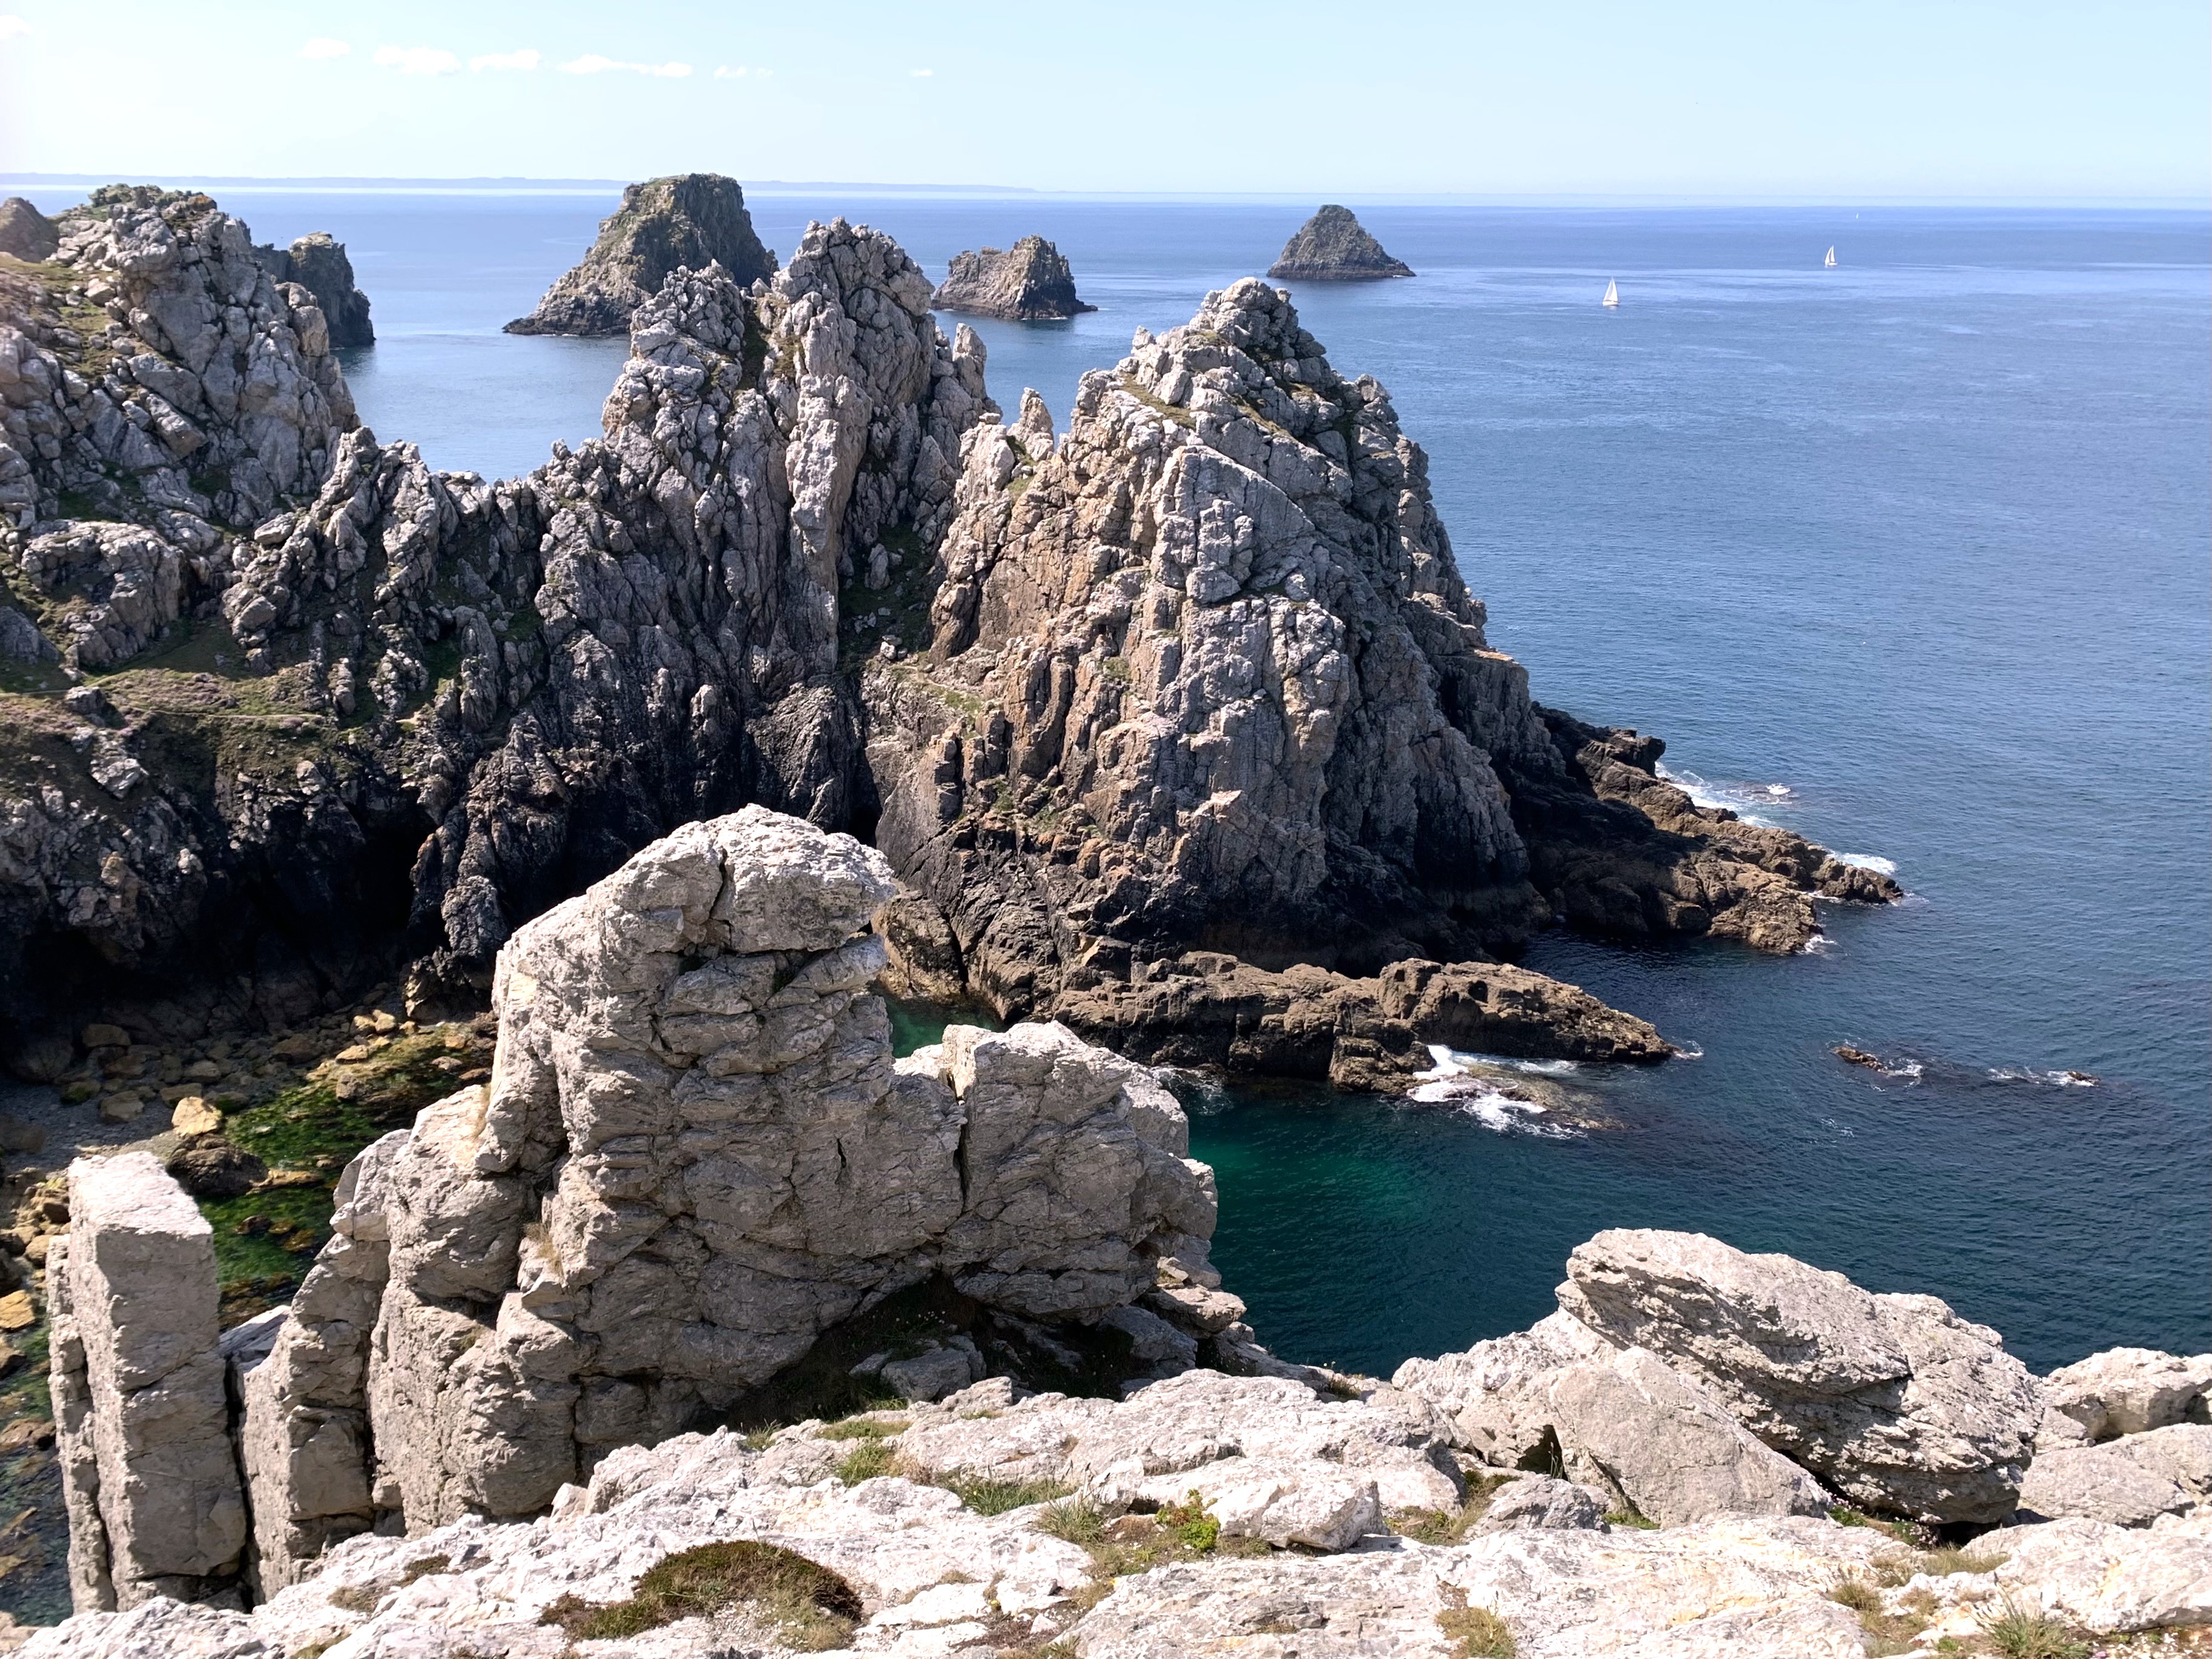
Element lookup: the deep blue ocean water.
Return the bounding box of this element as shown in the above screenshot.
[26,186,2206,1376]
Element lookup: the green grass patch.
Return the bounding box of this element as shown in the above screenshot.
[540,1540,860,1649]
[1975,1591,2090,1658]
[1155,1489,1220,1553]
[1438,1603,1517,1658]
[1602,1507,1660,1531]
[834,1441,898,1484]
[931,1472,1073,1516]
[1117,373,1195,429]
[816,1414,907,1443]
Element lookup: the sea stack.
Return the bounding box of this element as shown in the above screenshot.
[931,234,1096,320]
[0,196,59,261]
[1267,203,1414,280]
[251,231,375,347]
[506,172,777,337]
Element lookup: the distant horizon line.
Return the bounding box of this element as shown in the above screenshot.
[2,173,2205,211]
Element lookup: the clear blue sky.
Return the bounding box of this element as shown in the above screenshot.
[2,0,2205,199]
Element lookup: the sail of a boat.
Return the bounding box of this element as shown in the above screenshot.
[1602,278,1619,307]
[1824,246,1837,268]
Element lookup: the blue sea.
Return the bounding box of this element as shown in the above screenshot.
[24,185,2207,1376]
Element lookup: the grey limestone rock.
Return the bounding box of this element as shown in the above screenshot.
[506,173,776,337]
[1267,203,1415,280]
[249,232,373,348]
[51,1152,247,1609]
[2039,1347,2212,1447]
[1555,1228,2042,1523]
[348,808,1218,1530]
[931,235,1096,320]
[1473,1473,1608,1532]
[1545,1346,1831,1526]
[2017,1423,2212,1527]
[0,197,59,262]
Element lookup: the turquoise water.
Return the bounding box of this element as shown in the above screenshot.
[27,186,2205,1374]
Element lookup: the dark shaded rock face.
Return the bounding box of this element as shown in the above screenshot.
[0,197,59,262]
[1267,205,1413,281]
[506,173,778,337]
[252,231,375,347]
[931,236,1096,321]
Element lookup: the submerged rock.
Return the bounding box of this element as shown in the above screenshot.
[931,235,1095,320]
[506,173,776,336]
[1267,203,1414,281]
[249,231,374,347]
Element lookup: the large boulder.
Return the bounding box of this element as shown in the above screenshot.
[1545,1347,1831,1526]
[251,231,374,347]
[2040,1347,2212,1446]
[1554,1229,2041,1523]
[2018,1424,2212,1527]
[506,173,776,336]
[0,196,58,261]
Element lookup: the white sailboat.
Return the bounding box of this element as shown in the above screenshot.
[1824,246,1837,268]
[1602,278,1619,308]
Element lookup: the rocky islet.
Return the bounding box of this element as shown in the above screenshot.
[1268,203,1416,281]
[931,236,1095,321]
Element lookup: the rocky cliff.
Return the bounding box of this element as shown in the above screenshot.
[0,185,1895,1086]
[506,174,778,337]
[1268,205,1415,281]
[0,191,992,1046]
[864,279,1895,1072]
[249,232,374,348]
[931,237,1096,322]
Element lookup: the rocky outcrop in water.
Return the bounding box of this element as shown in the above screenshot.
[931,236,1095,321]
[248,232,373,349]
[1267,204,1414,281]
[0,198,59,262]
[865,278,1895,1038]
[505,174,776,337]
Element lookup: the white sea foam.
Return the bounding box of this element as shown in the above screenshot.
[1409,1046,1578,1136]
[1986,1066,2098,1088]
[1833,852,1899,876]
[1654,763,1790,826]
[1803,933,1836,955]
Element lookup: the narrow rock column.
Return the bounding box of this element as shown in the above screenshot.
[54,1152,247,1609]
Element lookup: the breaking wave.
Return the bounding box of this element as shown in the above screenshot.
[1409,1045,1580,1137]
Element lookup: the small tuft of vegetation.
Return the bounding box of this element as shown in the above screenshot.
[1438,1602,1517,1658]
[1827,1571,1881,1613]
[816,1414,907,1442]
[834,1440,898,1484]
[1038,1497,1109,1545]
[1155,1489,1221,1554]
[930,1470,1075,1516]
[1975,1591,2091,1659]
[1922,1543,2008,1578]
[539,1540,861,1650]
[1602,1507,1660,1531]
[399,1554,451,1585]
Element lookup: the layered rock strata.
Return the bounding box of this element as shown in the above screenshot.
[49,1151,248,1611]
[505,173,776,336]
[1267,203,1415,280]
[931,236,1096,321]
[248,231,374,348]
[867,278,1897,1036]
